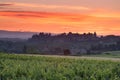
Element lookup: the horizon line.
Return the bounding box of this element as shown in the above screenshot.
[0,29,120,36]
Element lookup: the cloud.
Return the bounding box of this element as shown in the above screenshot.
[90,9,120,18]
[0,11,93,22]
[14,2,90,10]
[0,11,120,35]
[0,2,91,12]
[0,11,119,25]
[0,3,13,6]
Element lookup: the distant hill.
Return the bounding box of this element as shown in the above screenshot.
[0,38,26,42]
[0,30,38,39]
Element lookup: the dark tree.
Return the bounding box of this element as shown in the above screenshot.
[63,49,71,55]
[23,45,27,53]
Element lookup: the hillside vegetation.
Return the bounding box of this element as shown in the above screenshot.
[0,32,120,55]
[0,53,120,80]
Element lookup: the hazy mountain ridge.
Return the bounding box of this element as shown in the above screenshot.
[0,30,38,39]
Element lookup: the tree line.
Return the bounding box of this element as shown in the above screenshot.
[0,32,120,55]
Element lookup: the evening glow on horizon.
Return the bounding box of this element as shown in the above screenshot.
[0,0,120,35]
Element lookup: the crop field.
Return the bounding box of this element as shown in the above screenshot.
[0,53,120,80]
[87,51,120,58]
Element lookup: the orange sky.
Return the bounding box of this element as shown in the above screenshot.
[0,1,120,35]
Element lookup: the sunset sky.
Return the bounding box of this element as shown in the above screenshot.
[0,0,120,35]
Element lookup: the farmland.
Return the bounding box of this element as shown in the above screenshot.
[0,53,120,80]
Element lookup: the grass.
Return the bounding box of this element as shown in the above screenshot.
[0,53,120,80]
[88,51,120,58]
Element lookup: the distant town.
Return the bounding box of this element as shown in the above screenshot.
[0,31,120,55]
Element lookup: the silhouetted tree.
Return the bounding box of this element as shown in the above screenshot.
[23,45,27,53]
[63,49,71,55]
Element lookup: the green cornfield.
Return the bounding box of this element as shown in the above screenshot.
[0,53,120,80]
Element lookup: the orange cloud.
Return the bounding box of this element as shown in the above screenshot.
[90,10,120,18]
[0,11,120,35]
[0,11,93,22]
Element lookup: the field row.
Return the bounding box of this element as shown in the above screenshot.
[0,53,120,80]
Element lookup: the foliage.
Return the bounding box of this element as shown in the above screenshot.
[0,53,120,80]
[0,32,120,55]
